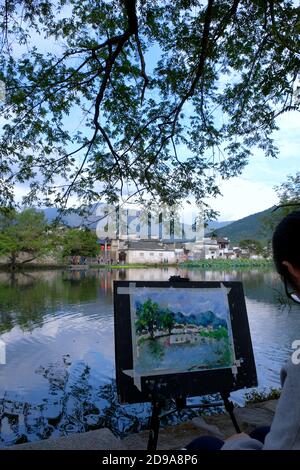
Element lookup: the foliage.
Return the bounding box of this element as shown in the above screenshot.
[199,326,232,366]
[160,309,175,334]
[181,258,273,269]
[199,325,228,340]
[0,208,54,268]
[135,302,176,338]
[61,228,99,257]
[148,338,165,360]
[0,271,99,333]
[0,1,299,210]
[261,172,300,241]
[218,344,232,365]
[135,298,160,338]
[275,172,300,206]
[239,238,263,255]
[245,387,281,404]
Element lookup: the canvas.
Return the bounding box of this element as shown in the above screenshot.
[114,280,257,403]
[130,286,235,378]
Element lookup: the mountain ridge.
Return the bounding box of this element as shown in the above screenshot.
[208,206,275,245]
[172,310,227,329]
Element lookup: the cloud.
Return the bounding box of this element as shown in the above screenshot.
[207,177,278,221]
[205,110,300,220]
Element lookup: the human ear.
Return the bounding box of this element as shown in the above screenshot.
[283,261,297,276]
[282,261,300,285]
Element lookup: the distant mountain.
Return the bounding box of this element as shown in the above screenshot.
[205,220,232,233]
[40,206,232,237]
[172,310,227,329]
[38,207,60,222]
[210,206,275,246]
[39,205,102,229]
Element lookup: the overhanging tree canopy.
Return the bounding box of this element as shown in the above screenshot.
[0,0,299,211]
[261,172,300,240]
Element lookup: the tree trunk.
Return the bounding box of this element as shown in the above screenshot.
[9,252,17,270]
[21,256,38,265]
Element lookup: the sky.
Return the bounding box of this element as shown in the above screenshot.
[132,287,230,320]
[207,110,300,221]
[2,4,300,223]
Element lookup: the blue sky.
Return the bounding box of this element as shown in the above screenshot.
[132,287,230,320]
[207,110,300,220]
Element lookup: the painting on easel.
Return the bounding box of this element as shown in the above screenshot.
[114,281,257,404]
[131,286,235,376]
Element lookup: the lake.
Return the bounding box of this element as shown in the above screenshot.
[0,267,300,446]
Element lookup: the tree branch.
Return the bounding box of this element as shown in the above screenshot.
[135,32,149,104]
[268,0,300,54]
[170,0,215,135]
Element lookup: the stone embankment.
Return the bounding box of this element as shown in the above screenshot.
[5,400,277,450]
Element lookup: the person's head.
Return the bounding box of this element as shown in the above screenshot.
[272,210,300,303]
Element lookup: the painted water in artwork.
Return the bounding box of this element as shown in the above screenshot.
[131,286,235,375]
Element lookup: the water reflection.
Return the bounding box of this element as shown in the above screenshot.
[0,267,300,447]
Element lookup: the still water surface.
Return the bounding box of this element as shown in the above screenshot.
[0,267,299,446]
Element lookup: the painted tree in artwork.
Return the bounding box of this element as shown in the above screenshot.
[160,309,175,335]
[135,298,159,339]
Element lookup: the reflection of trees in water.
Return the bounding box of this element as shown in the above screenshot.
[0,267,196,335]
[118,269,127,280]
[0,271,102,333]
[184,268,283,305]
[0,357,205,448]
[114,266,284,306]
[0,266,285,341]
[0,358,110,447]
[148,338,165,360]
[238,270,284,305]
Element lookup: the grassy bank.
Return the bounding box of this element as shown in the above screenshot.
[245,388,281,404]
[89,263,177,269]
[0,259,274,271]
[0,262,177,271]
[180,258,273,270]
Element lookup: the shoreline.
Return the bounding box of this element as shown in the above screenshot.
[2,398,278,450]
[0,259,274,272]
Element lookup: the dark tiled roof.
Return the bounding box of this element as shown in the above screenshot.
[217,237,230,243]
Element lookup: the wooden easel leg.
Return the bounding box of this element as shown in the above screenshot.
[221,392,241,433]
[147,401,162,451]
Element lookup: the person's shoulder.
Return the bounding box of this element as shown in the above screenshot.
[281,356,300,373]
[280,356,300,387]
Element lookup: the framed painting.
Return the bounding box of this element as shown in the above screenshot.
[114,280,257,404]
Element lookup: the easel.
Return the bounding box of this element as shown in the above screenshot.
[147,276,241,451]
[147,393,241,451]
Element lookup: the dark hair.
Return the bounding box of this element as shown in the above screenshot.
[272,210,300,280]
